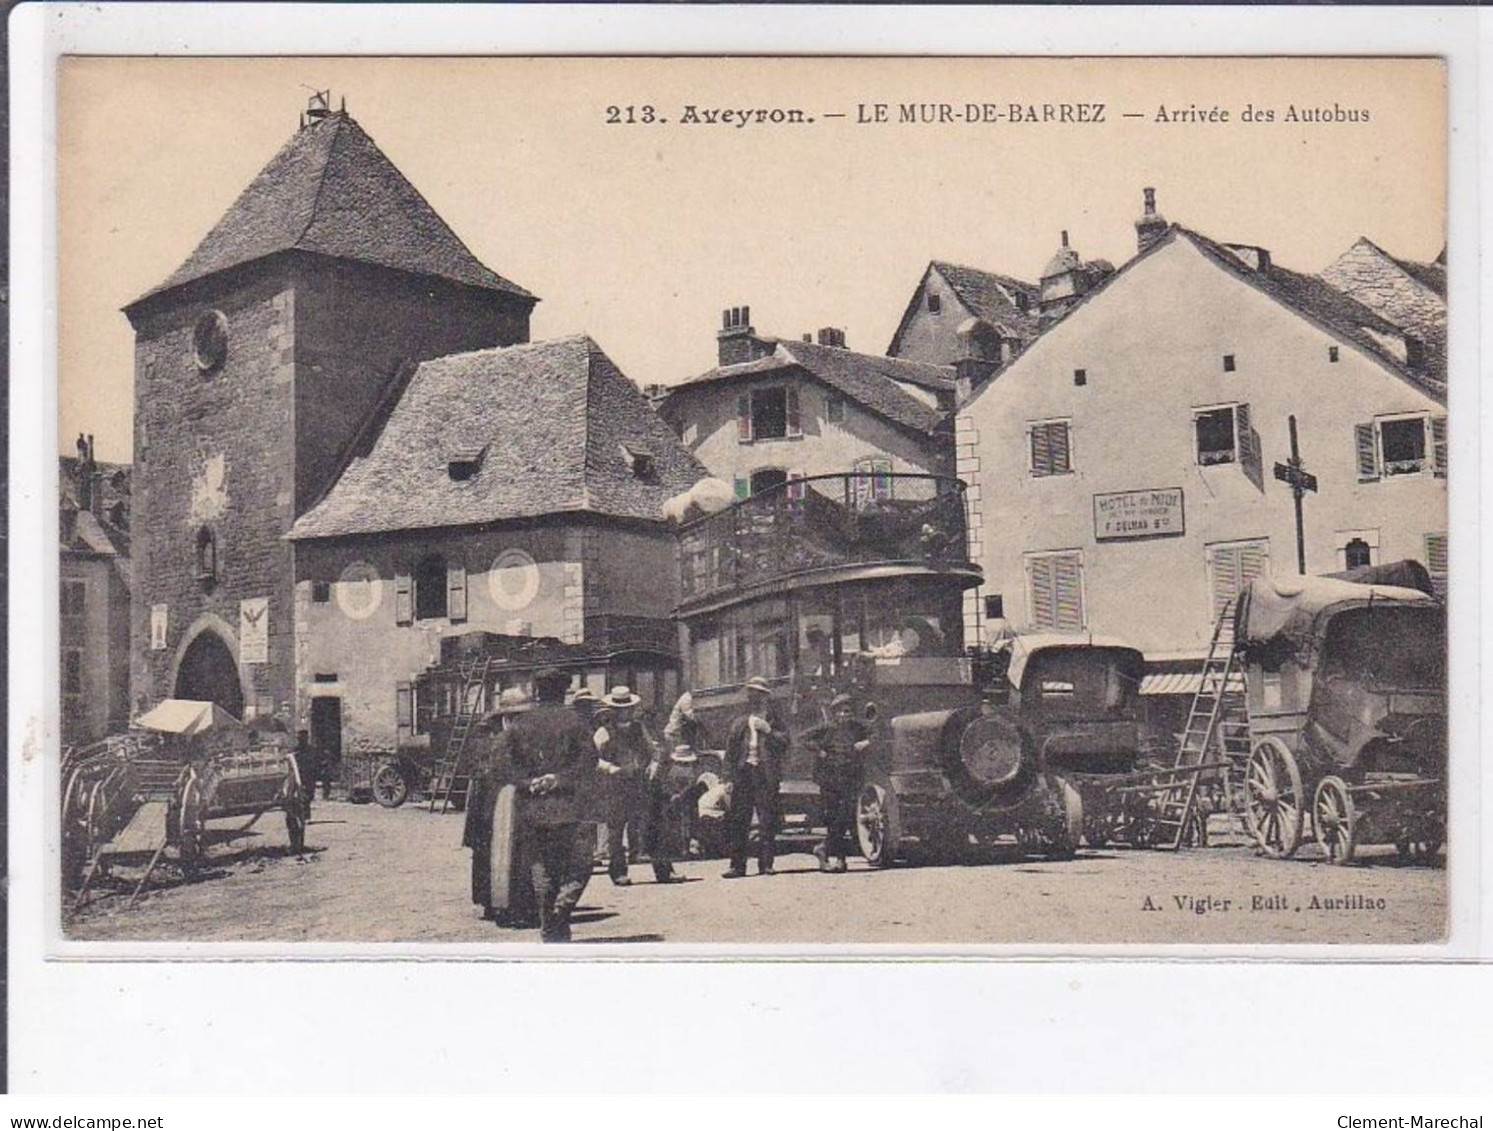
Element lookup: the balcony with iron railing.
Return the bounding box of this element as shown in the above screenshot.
[678,472,978,608]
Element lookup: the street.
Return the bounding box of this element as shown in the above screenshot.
[64,800,1447,946]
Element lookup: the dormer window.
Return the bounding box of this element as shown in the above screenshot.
[447,446,485,481]
[619,443,657,480]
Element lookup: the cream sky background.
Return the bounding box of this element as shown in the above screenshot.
[59,56,1445,463]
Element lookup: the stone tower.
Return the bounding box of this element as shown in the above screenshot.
[123,95,537,720]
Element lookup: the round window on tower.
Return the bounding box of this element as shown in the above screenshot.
[193,310,229,373]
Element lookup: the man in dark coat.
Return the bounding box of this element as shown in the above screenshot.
[504,667,598,942]
[803,693,872,873]
[722,676,789,878]
[462,688,537,928]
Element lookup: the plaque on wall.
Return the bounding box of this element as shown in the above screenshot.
[239,597,269,664]
[1093,488,1185,541]
[149,603,168,650]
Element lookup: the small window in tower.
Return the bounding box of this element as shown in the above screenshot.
[312,580,331,603]
[193,310,229,373]
[1073,369,1087,387]
[1328,346,1340,363]
[927,292,942,315]
[195,527,218,585]
[1223,354,1236,372]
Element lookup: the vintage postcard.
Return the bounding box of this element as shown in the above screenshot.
[52,54,1454,950]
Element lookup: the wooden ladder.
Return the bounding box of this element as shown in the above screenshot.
[427,656,492,814]
[1152,596,1246,849]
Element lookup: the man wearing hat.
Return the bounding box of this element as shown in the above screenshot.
[596,686,656,886]
[462,687,539,927]
[802,693,873,873]
[502,667,598,942]
[722,676,789,878]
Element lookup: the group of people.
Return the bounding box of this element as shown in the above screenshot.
[461,668,874,943]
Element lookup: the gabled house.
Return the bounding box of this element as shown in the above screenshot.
[659,309,958,501]
[287,335,707,762]
[1320,237,1447,351]
[886,260,1040,372]
[955,194,1447,703]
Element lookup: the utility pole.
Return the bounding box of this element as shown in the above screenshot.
[1273,414,1318,575]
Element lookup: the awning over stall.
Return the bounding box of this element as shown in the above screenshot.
[133,698,244,735]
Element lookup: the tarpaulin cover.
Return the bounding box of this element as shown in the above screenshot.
[1325,558,1434,595]
[133,698,244,735]
[1006,632,1142,689]
[1238,574,1433,652]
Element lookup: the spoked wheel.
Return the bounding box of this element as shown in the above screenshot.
[856,776,901,868]
[177,775,206,875]
[1243,738,1304,858]
[1043,776,1084,861]
[371,763,410,809]
[1313,776,1357,865]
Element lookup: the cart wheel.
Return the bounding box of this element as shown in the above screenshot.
[1313,776,1357,865]
[177,776,205,874]
[1044,775,1083,861]
[285,807,307,855]
[1243,738,1304,858]
[856,775,902,868]
[371,763,410,809]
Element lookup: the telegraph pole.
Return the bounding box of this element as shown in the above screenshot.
[1273,415,1318,575]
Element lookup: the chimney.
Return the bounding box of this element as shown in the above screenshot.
[1135,186,1168,255]
[75,432,96,513]
[717,305,760,366]
[816,327,846,349]
[302,90,333,129]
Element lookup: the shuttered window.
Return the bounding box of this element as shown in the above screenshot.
[853,457,894,505]
[1354,422,1380,481]
[1236,403,1264,491]
[1431,415,1447,479]
[1029,420,1072,477]
[394,574,413,625]
[1026,551,1084,632]
[1424,533,1448,600]
[1207,540,1270,622]
[785,387,802,437]
[737,394,753,443]
[396,681,413,742]
[447,563,468,623]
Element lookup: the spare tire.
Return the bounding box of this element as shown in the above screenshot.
[942,711,1037,810]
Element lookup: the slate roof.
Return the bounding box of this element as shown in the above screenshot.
[1356,237,1447,299]
[129,111,534,309]
[931,262,1040,337]
[288,336,706,540]
[670,339,954,436]
[59,457,131,556]
[1183,227,1446,400]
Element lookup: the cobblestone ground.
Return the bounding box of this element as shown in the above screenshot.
[64,799,1447,946]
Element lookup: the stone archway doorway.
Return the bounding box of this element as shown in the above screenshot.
[174,629,245,720]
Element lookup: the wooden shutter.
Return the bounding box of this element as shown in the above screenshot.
[737,394,753,443]
[1354,423,1379,481]
[447,563,468,622]
[1053,553,1084,631]
[1030,424,1052,476]
[1209,545,1242,622]
[785,387,802,437]
[1431,415,1447,479]
[1236,408,1260,495]
[733,475,750,501]
[396,682,413,742]
[1028,556,1057,630]
[394,574,413,625]
[874,458,893,500]
[1424,533,1448,600]
[787,470,805,501]
[1049,423,1071,474]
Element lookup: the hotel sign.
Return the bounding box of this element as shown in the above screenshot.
[1094,488,1185,541]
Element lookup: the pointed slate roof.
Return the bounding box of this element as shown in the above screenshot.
[288,336,706,540]
[129,111,534,308]
[888,261,1040,357]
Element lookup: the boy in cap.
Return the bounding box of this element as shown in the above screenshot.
[802,693,872,873]
[722,676,789,878]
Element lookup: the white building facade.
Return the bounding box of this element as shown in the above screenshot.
[955,226,1447,667]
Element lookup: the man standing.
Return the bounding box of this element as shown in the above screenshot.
[504,667,597,943]
[596,686,654,886]
[462,689,537,928]
[722,676,789,878]
[803,694,872,873]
